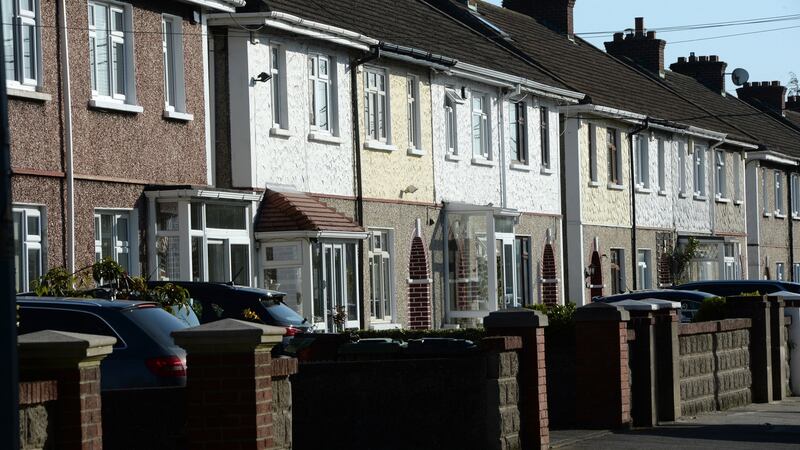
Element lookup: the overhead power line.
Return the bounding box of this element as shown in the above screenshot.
[668,24,800,44]
[578,12,800,38]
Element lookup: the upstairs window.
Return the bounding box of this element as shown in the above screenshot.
[445,96,456,155]
[308,54,332,132]
[509,101,527,164]
[89,2,131,101]
[678,141,687,195]
[540,107,550,169]
[364,67,387,142]
[775,170,784,215]
[471,92,489,159]
[657,139,666,192]
[407,76,420,150]
[733,153,742,202]
[270,46,286,128]
[634,134,649,189]
[3,0,40,88]
[607,128,621,185]
[715,150,726,198]
[693,144,706,196]
[588,124,598,183]
[791,174,800,217]
[162,15,188,117]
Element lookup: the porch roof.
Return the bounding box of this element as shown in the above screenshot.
[254,190,363,233]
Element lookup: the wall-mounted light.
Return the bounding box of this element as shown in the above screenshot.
[253,72,272,83]
[403,185,418,194]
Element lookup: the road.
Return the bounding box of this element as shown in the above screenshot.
[558,397,800,449]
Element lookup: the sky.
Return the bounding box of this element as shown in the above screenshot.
[484,0,799,94]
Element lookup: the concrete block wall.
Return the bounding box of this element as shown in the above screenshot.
[678,320,752,416]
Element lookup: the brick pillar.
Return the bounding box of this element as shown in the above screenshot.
[541,242,558,305]
[654,309,681,422]
[627,308,657,427]
[172,319,285,450]
[766,295,787,401]
[408,235,432,329]
[484,308,549,450]
[18,330,115,450]
[725,296,772,403]
[575,303,632,429]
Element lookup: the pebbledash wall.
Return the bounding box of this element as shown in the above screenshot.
[11,0,210,277]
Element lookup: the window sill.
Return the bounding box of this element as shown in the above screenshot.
[678,191,688,199]
[88,99,143,114]
[793,214,800,221]
[693,194,707,202]
[471,157,497,168]
[635,186,651,194]
[540,167,553,175]
[658,190,668,197]
[588,181,601,188]
[363,140,396,152]
[406,147,425,157]
[308,132,341,146]
[369,321,402,330]
[7,87,51,102]
[607,183,624,191]
[775,212,787,219]
[163,109,194,122]
[444,153,462,162]
[270,127,293,138]
[509,162,531,172]
[715,196,731,204]
[763,212,772,218]
[734,200,743,206]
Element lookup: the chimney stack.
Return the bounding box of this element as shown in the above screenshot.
[669,53,728,94]
[787,96,800,112]
[737,81,787,114]
[503,0,577,38]
[604,17,667,77]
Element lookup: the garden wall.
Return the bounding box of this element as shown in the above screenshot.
[19,381,57,450]
[678,319,752,416]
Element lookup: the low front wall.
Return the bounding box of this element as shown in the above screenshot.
[102,387,186,450]
[19,380,58,450]
[678,319,752,416]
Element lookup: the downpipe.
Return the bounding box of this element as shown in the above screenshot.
[59,0,75,273]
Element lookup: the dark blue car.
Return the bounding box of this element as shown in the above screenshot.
[673,280,800,297]
[17,296,189,391]
[593,289,718,322]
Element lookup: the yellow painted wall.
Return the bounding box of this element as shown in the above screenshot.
[579,118,632,227]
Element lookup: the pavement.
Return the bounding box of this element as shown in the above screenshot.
[553,397,800,449]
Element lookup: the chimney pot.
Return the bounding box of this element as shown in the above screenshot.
[699,56,708,62]
[647,30,656,39]
[709,55,719,62]
[678,57,686,63]
[635,17,644,36]
[753,81,762,87]
[603,16,666,76]
[689,53,697,62]
[771,80,781,86]
[613,32,624,42]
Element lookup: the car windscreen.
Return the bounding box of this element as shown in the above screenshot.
[124,307,188,352]
[260,300,305,326]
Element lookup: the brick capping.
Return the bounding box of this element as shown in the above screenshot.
[678,318,752,336]
[19,380,58,405]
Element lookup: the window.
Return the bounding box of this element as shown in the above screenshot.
[263,243,303,314]
[607,128,621,185]
[308,54,332,132]
[407,76,420,150]
[445,96,457,155]
[678,141,687,195]
[762,168,769,214]
[509,101,527,164]
[471,92,489,159]
[724,243,740,280]
[791,174,800,217]
[693,144,706,196]
[657,139,665,192]
[3,0,40,88]
[637,249,652,290]
[162,16,187,115]
[733,153,741,202]
[94,211,130,273]
[89,2,131,101]
[634,134,649,189]
[270,45,286,128]
[311,241,360,330]
[610,248,625,294]
[775,170,785,215]
[515,236,532,306]
[368,230,393,321]
[776,262,785,281]
[715,150,726,198]
[793,263,800,282]
[364,67,387,142]
[540,107,550,170]
[12,206,43,292]
[588,124,598,183]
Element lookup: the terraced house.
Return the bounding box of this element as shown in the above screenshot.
[210,0,584,331]
[7,0,247,292]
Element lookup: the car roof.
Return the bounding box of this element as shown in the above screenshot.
[597,290,716,301]
[148,281,285,297]
[676,280,796,287]
[16,296,158,311]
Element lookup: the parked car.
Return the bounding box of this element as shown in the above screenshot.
[673,280,800,297]
[79,286,201,327]
[16,296,189,390]
[147,282,313,341]
[593,289,718,322]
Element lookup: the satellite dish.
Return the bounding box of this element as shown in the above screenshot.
[731,68,750,86]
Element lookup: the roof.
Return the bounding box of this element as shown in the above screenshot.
[254,189,364,233]
[16,296,154,310]
[785,110,800,129]
[247,0,571,90]
[467,1,754,140]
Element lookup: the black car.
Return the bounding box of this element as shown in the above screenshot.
[17,296,189,390]
[147,282,312,337]
[673,280,800,297]
[593,289,718,322]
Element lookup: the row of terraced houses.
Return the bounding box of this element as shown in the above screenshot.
[9,0,800,331]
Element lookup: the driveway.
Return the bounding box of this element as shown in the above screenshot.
[558,397,800,449]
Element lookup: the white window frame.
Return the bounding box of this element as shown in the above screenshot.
[540,106,550,170]
[3,0,42,89]
[733,153,742,203]
[723,242,740,280]
[508,101,528,164]
[657,138,666,193]
[364,66,388,143]
[444,88,464,157]
[12,205,44,292]
[636,249,652,290]
[368,229,394,323]
[607,128,622,186]
[678,141,687,196]
[161,15,188,117]
[88,1,136,104]
[471,91,490,160]
[775,170,785,216]
[94,210,131,271]
[406,75,421,151]
[693,144,707,197]
[262,241,304,313]
[762,168,770,215]
[793,263,800,282]
[308,53,334,133]
[791,173,800,218]
[269,44,288,129]
[714,150,727,199]
[610,248,625,294]
[588,123,598,184]
[634,134,649,189]
[776,262,785,281]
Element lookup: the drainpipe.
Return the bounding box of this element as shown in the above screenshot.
[351,46,379,330]
[58,0,75,273]
[628,119,649,290]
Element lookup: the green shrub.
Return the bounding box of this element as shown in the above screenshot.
[526,302,576,335]
[693,296,727,322]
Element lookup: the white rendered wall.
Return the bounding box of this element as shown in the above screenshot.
[634,132,674,230]
[673,138,712,234]
[228,32,355,196]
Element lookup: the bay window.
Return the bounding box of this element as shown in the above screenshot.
[12,206,44,292]
[263,243,303,313]
[94,210,130,273]
[3,0,40,88]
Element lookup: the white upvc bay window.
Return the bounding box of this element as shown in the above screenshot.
[3,0,40,88]
[308,53,333,132]
[364,67,387,142]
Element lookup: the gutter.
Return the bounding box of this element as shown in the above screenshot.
[58,0,75,273]
[746,151,800,166]
[176,0,244,13]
